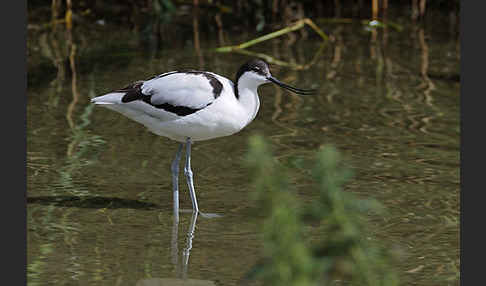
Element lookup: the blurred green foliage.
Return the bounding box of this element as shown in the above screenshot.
[245,135,399,286]
[246,135,315,285]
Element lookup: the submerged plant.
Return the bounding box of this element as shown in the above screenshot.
[245,135,399,286]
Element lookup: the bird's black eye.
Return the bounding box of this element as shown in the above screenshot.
[253,66,265,74]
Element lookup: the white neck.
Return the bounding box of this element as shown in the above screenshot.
[236,76,262,126]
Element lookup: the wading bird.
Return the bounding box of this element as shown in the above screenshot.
[91,59,316,217]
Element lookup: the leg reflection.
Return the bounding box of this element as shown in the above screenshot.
[182,211,198,279]
[170,210,199,279]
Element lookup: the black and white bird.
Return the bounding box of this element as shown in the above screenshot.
[91,59,316,217]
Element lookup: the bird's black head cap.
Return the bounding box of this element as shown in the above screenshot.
[235,59,270,82]
[234,59,271,99]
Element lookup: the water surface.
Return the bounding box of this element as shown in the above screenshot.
[27,15,459,286]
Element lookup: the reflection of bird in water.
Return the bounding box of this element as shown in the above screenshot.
[91,59,315,217]
[135,212,215,285]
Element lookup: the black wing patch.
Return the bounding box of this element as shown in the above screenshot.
[151,103,204,116]
[116,71,223,117]
[118,81,144,103]
[119,83,204,116]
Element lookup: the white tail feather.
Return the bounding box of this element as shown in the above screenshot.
[90,92,126,104]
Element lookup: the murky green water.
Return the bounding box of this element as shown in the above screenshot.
[27,14,459,286]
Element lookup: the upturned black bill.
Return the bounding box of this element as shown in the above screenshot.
[268,76,317,95]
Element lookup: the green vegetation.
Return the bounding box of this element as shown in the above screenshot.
[214,18,328,53]
[28,0,459,73]
[245,135,399,286]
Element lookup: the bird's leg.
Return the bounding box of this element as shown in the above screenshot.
[171,143,184,222]
[184,137,199,213]
[170,204,180,276]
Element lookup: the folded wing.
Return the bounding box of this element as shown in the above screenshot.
[91,71,225,121]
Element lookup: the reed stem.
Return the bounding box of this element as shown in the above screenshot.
[215,18,328,53]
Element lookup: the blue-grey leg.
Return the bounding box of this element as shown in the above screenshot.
[184,138,199,213]
[170,207,180,276]
[171,143,184,222]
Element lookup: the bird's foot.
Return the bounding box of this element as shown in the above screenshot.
[198,212,222,219]
[178,208,221,218]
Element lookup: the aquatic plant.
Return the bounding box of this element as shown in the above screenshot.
[245,135,399,286]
